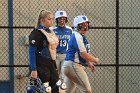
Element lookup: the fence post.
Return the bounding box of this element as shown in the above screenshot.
[8,0,14,93]
[116,0,119,93]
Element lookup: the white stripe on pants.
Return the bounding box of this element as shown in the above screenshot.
[62,61,92,93]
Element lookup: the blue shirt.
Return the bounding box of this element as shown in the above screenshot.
[65,31,90,66]
[53,26,73,54]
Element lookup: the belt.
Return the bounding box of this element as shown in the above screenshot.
[66,60,80,64]
[57,53,66,54]
[74,61,88,67]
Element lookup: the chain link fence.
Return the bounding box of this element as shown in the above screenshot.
[0,0,140,93]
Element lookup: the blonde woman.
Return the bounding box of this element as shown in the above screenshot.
[28,10,59,93]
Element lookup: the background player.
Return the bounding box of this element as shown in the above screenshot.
[53,10,73,80]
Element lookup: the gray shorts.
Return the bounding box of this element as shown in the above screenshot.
[62,60,91,93]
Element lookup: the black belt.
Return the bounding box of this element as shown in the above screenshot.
[57,53,66,54]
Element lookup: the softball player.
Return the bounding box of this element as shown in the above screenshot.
[62,15,100,93]
[53,11,73,80]
[28,10,59,93]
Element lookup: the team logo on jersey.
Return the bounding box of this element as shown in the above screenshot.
[31,40,35,44]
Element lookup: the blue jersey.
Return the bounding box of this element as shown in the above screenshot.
[65,31,90,66]
[53,26,73,54]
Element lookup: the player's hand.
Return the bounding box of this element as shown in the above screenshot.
[31,71,38,78]
[94,57,100,64]
[87,62,96,74]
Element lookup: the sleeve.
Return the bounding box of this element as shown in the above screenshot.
[29,45,37,71]
[66,26,74,34]
[73,34,86,52]
[29,30,41,47]
[28,30,41,71]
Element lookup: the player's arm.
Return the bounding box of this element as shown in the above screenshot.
[29,30,42,78]
[80,50,99,73]
[29,30,41,70]
[74,35,99,64]
[80,52,99,64]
